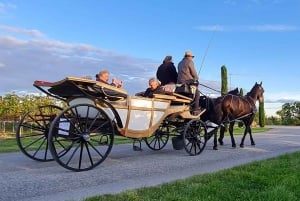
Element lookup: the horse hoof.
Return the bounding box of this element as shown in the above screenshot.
[218,139,224,145]
[232,144,236,148]
[240,144,244,148]
[213,146,218,150]
[251,142,255,146]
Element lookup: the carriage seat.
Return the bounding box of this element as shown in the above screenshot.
[160,80,198,100]
[152,93,192,104]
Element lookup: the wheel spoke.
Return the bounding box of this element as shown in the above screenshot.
[84,142,94,167]
[23,135,45,150]
[65,143,81,166]
[78,142,84,169]
[87,141,104,158]
[32,137,46,158]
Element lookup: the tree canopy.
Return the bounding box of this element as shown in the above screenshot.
[276,101,300,125]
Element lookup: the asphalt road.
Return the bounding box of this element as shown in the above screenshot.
[0,126,300,201]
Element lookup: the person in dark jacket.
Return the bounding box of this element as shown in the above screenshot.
[156,56,178,85]
[143,77,164,98]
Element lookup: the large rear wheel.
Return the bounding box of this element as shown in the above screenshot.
[16,105,63,161]
[48,103,115,171]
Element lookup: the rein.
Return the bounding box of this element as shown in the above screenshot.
[199,83,221,94]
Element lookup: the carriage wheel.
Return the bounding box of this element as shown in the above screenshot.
[145,123,170,151]
[183,119,207,156]
[16,105,63,161]
[48,103,115,171]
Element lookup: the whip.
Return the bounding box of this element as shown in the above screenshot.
[197,26,217,76]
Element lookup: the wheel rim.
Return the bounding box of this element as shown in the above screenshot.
[183,119,207,156]
[48,103,114,171]
[145,124,170,150]
[16,105,63,161]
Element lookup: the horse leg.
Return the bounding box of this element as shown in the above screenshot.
[229,122,236,148]
[248,127,255,146]
[240,124,249,148]
[218,127,224,145]
[213,129,218,150]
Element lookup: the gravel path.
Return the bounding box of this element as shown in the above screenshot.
[0,126,299,201]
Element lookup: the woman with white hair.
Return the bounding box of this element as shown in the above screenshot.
[143,77,164,98]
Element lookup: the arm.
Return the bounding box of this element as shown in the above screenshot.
[170,63,178,83]
[188,61,199,80]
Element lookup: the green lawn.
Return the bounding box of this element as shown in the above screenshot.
[0,127,270,153]
[83,151,300,201]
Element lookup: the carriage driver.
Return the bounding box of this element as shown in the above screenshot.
[177,50,201,115]
[97,70,123,88]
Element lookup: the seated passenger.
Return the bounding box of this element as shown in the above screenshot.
[143,78,164,98]
[97,70,123,88]
[156,55,178,85]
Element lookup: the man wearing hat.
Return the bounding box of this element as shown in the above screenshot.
[177,50,201,115]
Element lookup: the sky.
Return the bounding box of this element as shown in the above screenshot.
[0,0,300,117]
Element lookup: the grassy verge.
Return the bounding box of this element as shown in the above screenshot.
[84,151,300,201]
[0,127,270,153]
[0,135,135,153]
[221,126,271,135]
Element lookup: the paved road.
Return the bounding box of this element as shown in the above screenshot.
[0,126,300,201]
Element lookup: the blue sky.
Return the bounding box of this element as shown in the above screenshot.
[0,0,299,116]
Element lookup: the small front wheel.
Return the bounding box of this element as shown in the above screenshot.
[48,103,115,171]
[183,119,207,156]
[145,123,170,151]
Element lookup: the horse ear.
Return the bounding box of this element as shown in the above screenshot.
[260,81,262,85]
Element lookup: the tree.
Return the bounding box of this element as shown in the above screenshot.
[276,101,300,125]
[259,101,265,127]
[221,65,228,131]
[239,88,244,96]
[221,65,228,95]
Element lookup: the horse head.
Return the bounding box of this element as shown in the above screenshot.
[251,82,264,103]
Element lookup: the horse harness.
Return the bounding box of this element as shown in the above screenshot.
[226,94,257,123]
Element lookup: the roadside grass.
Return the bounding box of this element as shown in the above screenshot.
[83,151,300,201]
[0,127,270,153]
[0,135,134,153]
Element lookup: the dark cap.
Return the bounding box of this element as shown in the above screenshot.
[163,55,172,63]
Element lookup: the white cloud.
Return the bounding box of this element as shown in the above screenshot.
[265,91,300,103]
[0,25,45,38]
[0,2,16,15]
[0,28,159,95]
[248,24,299,32]
[194,24,299,32]
[224,0,283,6]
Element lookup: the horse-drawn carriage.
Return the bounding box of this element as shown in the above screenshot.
[16,77,221,171]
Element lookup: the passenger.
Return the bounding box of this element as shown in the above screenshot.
[156,55,178,85]
[177,50,201,115]
[143,77,164,98]
[95,74,100,81]
[97,70,123,88]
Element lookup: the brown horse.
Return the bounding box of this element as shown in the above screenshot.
[213,82,264,150]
